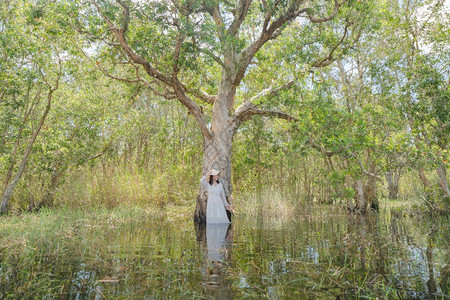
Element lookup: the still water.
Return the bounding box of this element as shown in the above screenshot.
[2,208,449,299]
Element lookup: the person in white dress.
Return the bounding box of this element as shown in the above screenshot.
[200,169,231,224]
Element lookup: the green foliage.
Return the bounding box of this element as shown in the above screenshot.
[1,0,449,213]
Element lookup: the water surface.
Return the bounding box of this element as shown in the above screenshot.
[1,207,448,299]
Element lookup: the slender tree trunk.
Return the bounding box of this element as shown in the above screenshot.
[4,88,41,190]
[1,90,54,214]
[355,179,366,213]
[302,159,311,201]
[358,214,367,271]
[365,178,379,212]
[364,163,378,211]
[4,126,25,190]
[436,163,450,197]
[385,170,400,199]
[346,175,355,212]
[419,168,431,189]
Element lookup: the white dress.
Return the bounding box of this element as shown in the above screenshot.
[200,176,230,224]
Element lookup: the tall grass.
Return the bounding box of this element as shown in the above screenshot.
[4,155,446,216]
[234,189,308,218]
[1,196,447,298]
[0,204,197,298]
[7,162,199,212]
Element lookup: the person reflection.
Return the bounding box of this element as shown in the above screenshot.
[195,222,234,298]
[207,223,232,261]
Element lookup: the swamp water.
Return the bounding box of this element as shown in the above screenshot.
[0,207,448,299]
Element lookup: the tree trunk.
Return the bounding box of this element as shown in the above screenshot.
[419,168,431,189]
[346,175,355,212]
[365,174,379,212]
[194,74,237,223]
[3,88,41,190]
[1,89,54,214]
[355,179,366,213]
[436,163,450,198]
[426,237,437,295]
[385,170,400,199]
[194,128,234,223]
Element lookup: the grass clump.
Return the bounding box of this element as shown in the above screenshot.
[235,189,307,218]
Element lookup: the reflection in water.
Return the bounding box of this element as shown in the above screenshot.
[1,208,448,299]
[196,223,234,298]
[207,223,232,261]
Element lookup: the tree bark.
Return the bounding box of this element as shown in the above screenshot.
[436,163,450,198]
[194,129,234,223]
[365,172,379,212]
[385,170,400,199]
[355,179,366,213]
[194,74,238,223]
[419,168,431,189]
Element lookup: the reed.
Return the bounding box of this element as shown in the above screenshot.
[1,201,447,299]
[0,204,198,298]
[5,162,200,212]
[234,189,306,218]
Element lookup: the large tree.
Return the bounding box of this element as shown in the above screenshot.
[73,0,368,222]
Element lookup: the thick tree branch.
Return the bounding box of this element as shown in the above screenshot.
[172,81,212,139]
[233,77,299,127]
[234,76,299,121]
[207,4,225,41]
[233,0,347,86]
[183,85,217,104]
[170,23,212,137]
[83,45,215,104]
[261,0,279,32]
[74,27,120,47]
[90,0,173,86]
[234,106,297,129]
[350,153,382,180]
[172,30,187,77]
[90,0,212,138]
[116,0,130,33]
[235,4,310,85]
[243,109,297,122]
[248,79,295,104]
[79,46,170,94]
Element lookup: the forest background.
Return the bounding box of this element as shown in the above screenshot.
[0,0,449,217]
